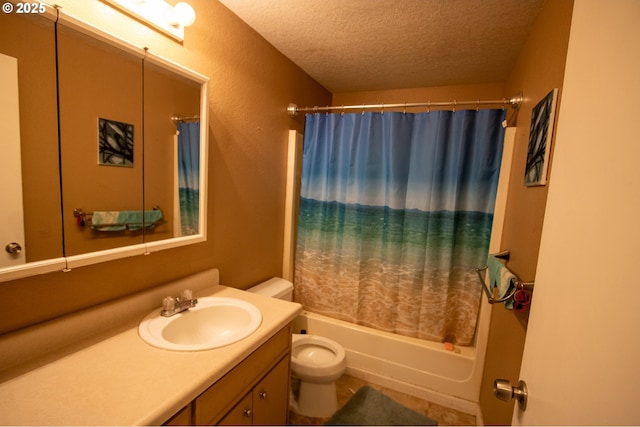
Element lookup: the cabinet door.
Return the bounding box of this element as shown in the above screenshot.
[252,356,290,425]
[163,405,192,426]
[217,393,252,426]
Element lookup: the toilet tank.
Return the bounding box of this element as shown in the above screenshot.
[246,277,293,301]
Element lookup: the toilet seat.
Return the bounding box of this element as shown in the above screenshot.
[291,334,346,382]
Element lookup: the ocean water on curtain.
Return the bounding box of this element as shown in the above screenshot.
[295,199,493,344]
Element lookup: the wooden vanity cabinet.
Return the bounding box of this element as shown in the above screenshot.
[165,325,292,426]
[162,324,292,426]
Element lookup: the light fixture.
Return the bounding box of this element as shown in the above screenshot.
[173,2,196,27]
[101,0,196,42]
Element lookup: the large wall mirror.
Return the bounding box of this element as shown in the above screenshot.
[0,4,208,281]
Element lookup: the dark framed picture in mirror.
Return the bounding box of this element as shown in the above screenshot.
[98,117,134,167]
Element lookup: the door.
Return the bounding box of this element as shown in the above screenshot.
[0,53,26,268]
[512,1,640,424]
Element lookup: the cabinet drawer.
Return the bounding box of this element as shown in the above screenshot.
[195,326,291,425]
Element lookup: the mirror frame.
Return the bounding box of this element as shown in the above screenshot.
[0,4,208,282]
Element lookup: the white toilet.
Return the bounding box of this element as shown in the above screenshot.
[247,278,347,418]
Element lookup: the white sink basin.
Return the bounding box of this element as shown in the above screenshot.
[138,297,262,351]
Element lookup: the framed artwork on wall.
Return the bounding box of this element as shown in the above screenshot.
[524,88,558,186]
[98,117,134,167]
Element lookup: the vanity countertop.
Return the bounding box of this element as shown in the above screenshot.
[0,283,302,426]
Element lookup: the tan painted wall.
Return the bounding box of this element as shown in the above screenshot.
[0,0,330,335]
[479,0,574,424]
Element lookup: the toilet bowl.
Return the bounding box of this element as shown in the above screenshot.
[246,278,347,418]
[290,333,347,417]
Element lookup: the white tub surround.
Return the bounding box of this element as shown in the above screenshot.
[0,269,302,426]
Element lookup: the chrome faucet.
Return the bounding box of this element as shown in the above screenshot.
[161,289,198,317]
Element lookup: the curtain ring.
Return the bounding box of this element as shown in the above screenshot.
[403,102,407,115]
[381,102,384,115]
[476,99,480,112]
[362,104,365,115]
[427,100,431,113]
[341,105,345,116]
[453,100,457,112]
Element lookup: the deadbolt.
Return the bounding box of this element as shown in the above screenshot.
[494,379,528,411]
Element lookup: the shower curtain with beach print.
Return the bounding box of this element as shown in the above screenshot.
[177,121,200,236]
[294,109,505,345]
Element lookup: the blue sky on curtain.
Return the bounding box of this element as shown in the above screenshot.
[294,110,505,345]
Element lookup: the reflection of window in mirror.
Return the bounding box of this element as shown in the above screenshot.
[0,12,62,265]
[143,60,201,243]
[57,25,145,256]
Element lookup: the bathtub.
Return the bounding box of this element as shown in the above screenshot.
[291,298,492,417]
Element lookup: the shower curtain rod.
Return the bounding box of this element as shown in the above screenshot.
[171,114,200,123]
[287,93,523,117]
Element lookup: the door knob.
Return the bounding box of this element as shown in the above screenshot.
[493,379,528,411]
[5,242,22,255]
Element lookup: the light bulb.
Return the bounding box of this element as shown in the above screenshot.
[174,2,196,27]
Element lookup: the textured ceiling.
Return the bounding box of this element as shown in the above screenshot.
[218,0,545,93]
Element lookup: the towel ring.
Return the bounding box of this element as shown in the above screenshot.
[475,267,518,304]
[475,265,535,304]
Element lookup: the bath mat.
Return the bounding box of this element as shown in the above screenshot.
[326,385,437,426]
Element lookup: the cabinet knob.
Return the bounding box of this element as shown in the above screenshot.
[259,391,267,400]
[243,408,252,418]
[5,242,21,255]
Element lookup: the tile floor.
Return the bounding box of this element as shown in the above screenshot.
[289,374,477,426]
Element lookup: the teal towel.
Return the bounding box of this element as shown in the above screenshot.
[90,211,124,231]
[91,210,163,231]
[487,255,517,309]
[119,210,164,231]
